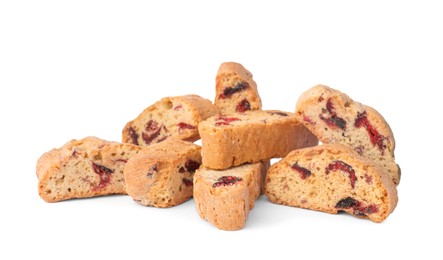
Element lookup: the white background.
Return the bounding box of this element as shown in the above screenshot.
[1,1,441,259]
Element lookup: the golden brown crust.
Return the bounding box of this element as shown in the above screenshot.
[36,137,142,202]
[193,161,269,230]
[295,85,400,185]
[198,110,318,170]
[122,95,219,146]
[265,144,398,223]
[124,139,201,208]
[215,62,262,114]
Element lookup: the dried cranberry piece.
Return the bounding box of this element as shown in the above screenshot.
[142,125,164,145]
[236,99,251,112]
[291,162,312,179]
[212,176,243,187]
[182,178,193,187]
[146,165,158,178]
[319,99,347,130]
[363,173,373,185]
[326,160,357,189]
[92,162,114,191]
[335,197,379,216]
[185,160,200,173]
[145,120,159,131]
[302,113,316,125]
[128,127,139,145]
[355,111,386,153]
[215,116,241,126]
[174,105,183,110]
[71,150,80,158]
[271,111,288,117]
[219,82,249,99]
[177,122,196,134]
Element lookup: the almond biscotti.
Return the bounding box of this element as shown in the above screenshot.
[198,110,318,170]
[215,62,262,113]
[37,137,142,202]
[122,95,219,146]
[124,139,201,208]
[265,144,398,223]
[193,161,269,231]
[295,85,400,185]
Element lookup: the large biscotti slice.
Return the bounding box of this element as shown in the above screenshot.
[122,95,219,146]
[215,62,262,114]
[124,139,201,208]
[198,110,318,170]
[193,161,269,231]
[295,85,400,185]
[265,144,398,223]
[37,137,142,202]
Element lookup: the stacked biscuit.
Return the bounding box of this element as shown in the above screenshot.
[36,62,400,230]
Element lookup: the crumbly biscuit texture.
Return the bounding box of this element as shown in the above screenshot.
[215,62,262,114]
[124,139,201,208]
[37,137,142,202]
[122,95,219,146]
[199,110,318,170]
[193,161,270,231]
[265,144,398,223]
[295,85,400,185]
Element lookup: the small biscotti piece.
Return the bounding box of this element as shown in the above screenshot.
[295,85,400,185]
[122,95,219,146]
[37,137,142,202]
[198,110,318,170]
[265,144,398,223]
[193,161,269,231]
[124,139,201,208]
[215,62,262,114]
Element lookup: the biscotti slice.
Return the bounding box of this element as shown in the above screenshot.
[122,94,219,146]
[124,139,201,208]
[193,161,269,231]
[265,144,398,223]
[295,85,400,185]
[37,137,142,202]
[215,62,262,113]
[198,110,318,170]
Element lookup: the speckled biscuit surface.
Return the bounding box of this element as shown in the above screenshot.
[37,136,142,202]
[295,85,400,185]
[124,139,201,208]
[122,95,219,146]
[193,161,270,231]
[215,62,262,114]
[198,110,318,170]
[265,144,398,223]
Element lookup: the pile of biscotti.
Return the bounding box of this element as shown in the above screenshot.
[36,62,400,230]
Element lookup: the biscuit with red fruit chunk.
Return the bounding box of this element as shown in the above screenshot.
[193,161,269,231]
[124,139,201,208]
[122,95,219,146]
[215,62,262,114]
[198,110,318,170]
[36,137,142,202]
[295,85,400,185]
[264,144,398,223]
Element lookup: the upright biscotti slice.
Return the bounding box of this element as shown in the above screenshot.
[198,110,318,170]
[122,95,219,146]
[124,139,201,208]
[193,161,269,231]
[215,62,262,113]
[37,137,142,202]
[265,144,398,223]
[295,85,400,185]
